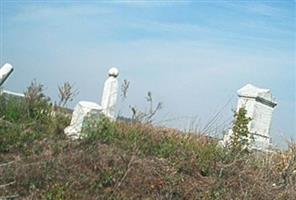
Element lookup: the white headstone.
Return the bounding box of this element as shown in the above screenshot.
[64,101,102,139]
[101,67,119,121]
[222,84,277,151]
[0,63,14,86]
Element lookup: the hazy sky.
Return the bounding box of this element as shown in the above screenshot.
[1,0,295,147]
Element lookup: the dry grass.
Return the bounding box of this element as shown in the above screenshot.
[0,120,295,200]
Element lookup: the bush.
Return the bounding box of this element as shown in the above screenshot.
[0,92,26,122]
[81,113,119,144]
[24,80,52,123]
[0,80,70,153]
[230,107,252,154]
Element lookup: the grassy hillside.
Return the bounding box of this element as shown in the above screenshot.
[0,83,295,200]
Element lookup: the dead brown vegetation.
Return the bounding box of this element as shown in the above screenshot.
[0,121,295,200]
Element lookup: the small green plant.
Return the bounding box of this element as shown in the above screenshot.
[0,80,72,153]
[0,93,26,122]
[46,184,66,200]
[24,80,52,123]
[230,107,252,154]
[81,113,119,144]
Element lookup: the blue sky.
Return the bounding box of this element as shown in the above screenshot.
[1,0,295,147]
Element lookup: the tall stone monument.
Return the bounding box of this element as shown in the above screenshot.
[222,84,277,151]
[0,63,14,86]
[101,67,119,121]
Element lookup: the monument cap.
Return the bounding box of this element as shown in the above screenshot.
[237,84,276,107]
[108,67,119,77]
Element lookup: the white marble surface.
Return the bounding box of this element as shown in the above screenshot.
[0,63,14,86]
[101,67,119,121]
[64,101,102,139]
[222,84,277,151]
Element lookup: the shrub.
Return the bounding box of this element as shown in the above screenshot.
[81,113,119,144]
[0,91,26,122]
[0,80,70,153]
[230,107,252,154]
[24,80,52,123]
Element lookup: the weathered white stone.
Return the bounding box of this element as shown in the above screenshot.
[64,101,102,139]
[101,67,119,121]
[0,63,14,86]
[0,90,25,98]
[222,84,277,151]
[64,68,119,139]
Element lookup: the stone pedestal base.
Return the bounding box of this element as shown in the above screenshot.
[64,101,102,139]
[220,131,271,152]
